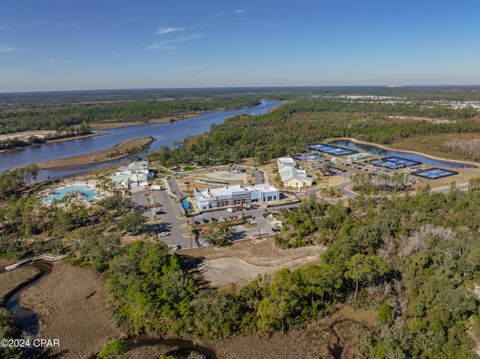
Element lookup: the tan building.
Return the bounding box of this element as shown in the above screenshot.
[277,157,314,188]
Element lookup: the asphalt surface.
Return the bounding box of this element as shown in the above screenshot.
[252,168,267,185]
[132,188,195,250]
[306,180,357,202]
[131,186,304,249]
[190,206,275,238]
[167,176,183,198]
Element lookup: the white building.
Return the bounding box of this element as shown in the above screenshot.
[347,153,370,162]
[111,161,151,190]
[277,157,314,188]
[194,184,280,211]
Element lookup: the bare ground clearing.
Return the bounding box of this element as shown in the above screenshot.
[183,237,324,288]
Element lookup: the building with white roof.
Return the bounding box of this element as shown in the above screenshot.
[277,157,314,188]
[111,160,152,191]
[347,153,370,162]
[194,184,280,211]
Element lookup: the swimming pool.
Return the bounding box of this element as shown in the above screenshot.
[45,184,98,202]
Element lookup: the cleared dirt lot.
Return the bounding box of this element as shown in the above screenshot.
[183,237,324,288]
[21,263,124,359]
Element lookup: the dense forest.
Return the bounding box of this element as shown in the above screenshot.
[48,181,480,358]
[0,96,260,134]
[2,96,480,357]
[150,99,480,166]
[2,176,480,357]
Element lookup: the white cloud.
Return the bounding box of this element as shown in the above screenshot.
[148,33,203,51]
[0,44,14,53]
[156,27,186,35]
[213,9,247,16]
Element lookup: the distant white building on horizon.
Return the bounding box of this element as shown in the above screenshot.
[277,157,314,188]
[194,184,280,211]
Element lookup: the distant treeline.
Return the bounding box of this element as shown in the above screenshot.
[3,86,480,108]
[0,97,261,134]
[151,99,480,165]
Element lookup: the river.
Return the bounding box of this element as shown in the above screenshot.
[0,100,280,180]
[330,139,476,168]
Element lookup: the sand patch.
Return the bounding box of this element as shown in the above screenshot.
[184,237,324,288]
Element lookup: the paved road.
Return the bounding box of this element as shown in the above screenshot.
[306,180,357,201]
[431,182,469,194]
[131,189,196,250]
[190,206,274,238]
[167,176,183,198]
[252,168,267,185]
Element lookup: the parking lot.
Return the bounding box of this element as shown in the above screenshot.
[131,189,196,249]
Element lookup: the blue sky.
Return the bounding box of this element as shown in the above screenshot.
[0,0,480,92]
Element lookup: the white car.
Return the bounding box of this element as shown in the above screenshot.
[158,231,170,237]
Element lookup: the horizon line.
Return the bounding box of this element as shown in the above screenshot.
[2,83,480,95]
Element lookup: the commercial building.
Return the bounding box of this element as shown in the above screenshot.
[194,184,280,211]
[111,160,153,190]
[277,157,314,188]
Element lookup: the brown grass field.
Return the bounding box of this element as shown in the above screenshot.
[21,263,125,359]
[0,266,40,304]
[392,133,480,163]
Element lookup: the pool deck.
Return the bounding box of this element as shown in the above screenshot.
[40,180,107,204]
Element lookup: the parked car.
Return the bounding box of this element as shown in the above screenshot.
[158,231,170,237]
[172,244,181,251]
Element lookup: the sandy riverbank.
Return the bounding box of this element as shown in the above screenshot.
[86,110,206,130]
[37,136,154,169]
[46,131,107,143]
[21,262,125,359]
